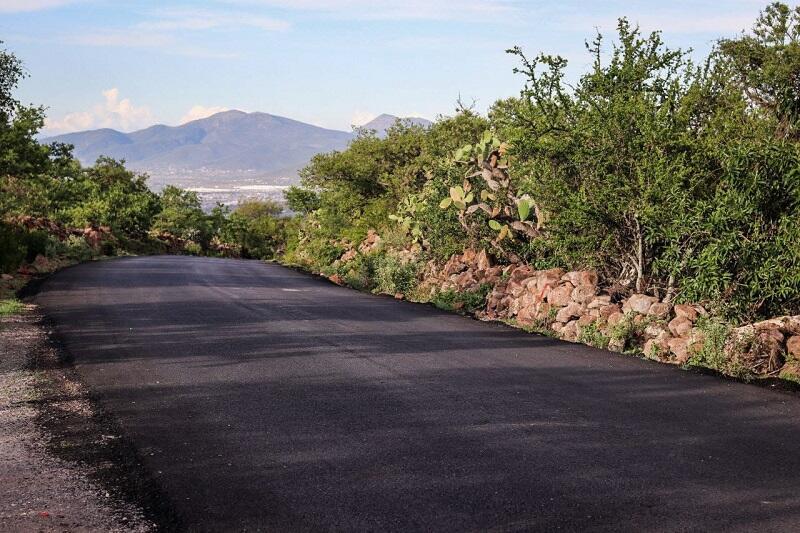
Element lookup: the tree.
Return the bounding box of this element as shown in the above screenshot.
[151,186,209,244]
[0,43,56,191]
[719,2,800,139]
[222,198,286,259]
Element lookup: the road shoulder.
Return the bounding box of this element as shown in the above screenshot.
[0,306,171,532]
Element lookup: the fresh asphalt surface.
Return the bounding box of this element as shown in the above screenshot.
[33,255,800,531]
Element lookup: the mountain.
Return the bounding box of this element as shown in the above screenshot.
[43,110,355,178]
[360,114,432,137]
[43,111,433,182]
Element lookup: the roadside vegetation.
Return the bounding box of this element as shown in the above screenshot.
[0,40,293,282]
[282,3,800,325]
[2,3,800,380]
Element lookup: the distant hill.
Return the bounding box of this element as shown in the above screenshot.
[43,110,433,180]
[43,110,354,178]
[360,114,432,138]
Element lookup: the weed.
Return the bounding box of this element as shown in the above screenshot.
[578,321,610,349]
[0,299,24,317]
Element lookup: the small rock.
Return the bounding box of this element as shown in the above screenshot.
[1,273,12,281]
[561,320,579,341]
[780,360,800,381]
[32,254,52,273]
[517,305,535,325]
[608,337,625,352]
[644,324,668,339]
[556,302,585,323]
[587,295,612,309]
[607,311,624,327]
[668,316,693,338]
[476,250,491,271]
[599,304,621,319]
[577,314,596,327]
[648,302,671,319]
[623,294,659,315]
[668,337,690,364]
[534,302,552,321]
[509,265,535,283]
[571,285,597,305]
[340,249,357,262]
[547,283,575,307]
[673,304,698,322]
[787,336,800,359]
[644,333,671,359]
[536,268,565,290]
[562,270,598,288]
[687,328,706,355]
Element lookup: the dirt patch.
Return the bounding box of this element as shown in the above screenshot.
[0,307,180,532]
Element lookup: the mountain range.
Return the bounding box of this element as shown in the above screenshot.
[43,111,432,179]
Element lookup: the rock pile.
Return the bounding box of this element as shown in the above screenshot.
[726,317,800,376]
[427,249,800,377]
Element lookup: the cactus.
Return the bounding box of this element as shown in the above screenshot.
[439,129,542,246]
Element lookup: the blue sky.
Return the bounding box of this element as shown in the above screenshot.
[1,0,769,134]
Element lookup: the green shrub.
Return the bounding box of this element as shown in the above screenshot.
[64,235,93,262]
[373,254,419,295]
[0,223,25,273]
[432,283,492,314]
[578,322,610,350]
[687,317,749,378]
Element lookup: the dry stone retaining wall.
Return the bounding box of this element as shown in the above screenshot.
[424,249,800,379]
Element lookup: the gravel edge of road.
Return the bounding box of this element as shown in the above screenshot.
[0,305,180,532]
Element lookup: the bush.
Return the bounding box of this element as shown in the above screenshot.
[64,235,93,262]
[0,223,25,273]
[373,254,419,295]
[432,283,492,314]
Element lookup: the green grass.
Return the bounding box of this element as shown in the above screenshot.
[0,299,24,317]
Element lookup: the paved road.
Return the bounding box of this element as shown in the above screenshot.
[34,256,800,531]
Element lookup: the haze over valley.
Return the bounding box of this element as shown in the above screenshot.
[44,111,431,209]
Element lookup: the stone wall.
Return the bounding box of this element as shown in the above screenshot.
[424,249,800,379]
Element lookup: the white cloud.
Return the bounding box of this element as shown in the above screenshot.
[228,0,519,21]
[69,29,239,58]
[44,88,154,134]
[72,30,174,49]
[139,8,290,32]
[180,105,230,124]
[0,0,78,12]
